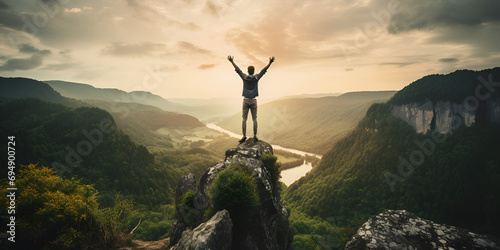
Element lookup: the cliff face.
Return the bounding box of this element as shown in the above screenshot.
[169,140,293,250]
[391,99,500,134]
[345,210,500,249]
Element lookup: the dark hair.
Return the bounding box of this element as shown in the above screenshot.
[247,66,255,75]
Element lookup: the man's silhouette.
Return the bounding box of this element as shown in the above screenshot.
[228,55,275,143]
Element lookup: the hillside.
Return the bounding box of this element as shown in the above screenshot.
[283,68,500,248]
[46,80,186,112]
[217,91,396,154]
[85,100,205,148]
[0,76,82,107]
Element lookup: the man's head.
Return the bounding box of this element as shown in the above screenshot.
[247,66,255,75]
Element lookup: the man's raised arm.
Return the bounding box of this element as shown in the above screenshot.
[263,56,275,71]
[228,55,238,69]
[258,56,275,76]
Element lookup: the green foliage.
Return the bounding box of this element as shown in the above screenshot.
[0,164,132,249]
[285,101,500,246]
[287,208,343,250]
[181,190,196,208]
[388,68,500,105]
[0,98,221,244]
[0,99,219,208]
[262,154,282,188]
[209,165,259,228]
[128,204,175,241]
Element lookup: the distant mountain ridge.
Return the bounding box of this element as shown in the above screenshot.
[46,80,185,112]
[0,77,80,107]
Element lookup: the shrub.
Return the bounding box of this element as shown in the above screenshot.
[209,164,259,227]
[262,154,281,187]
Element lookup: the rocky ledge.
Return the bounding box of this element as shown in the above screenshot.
[345,209,500,249]
[169,139,293,250]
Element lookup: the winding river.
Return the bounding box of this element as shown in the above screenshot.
[206,123,322,186]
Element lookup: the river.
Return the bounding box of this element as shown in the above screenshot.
[206,123,322,186]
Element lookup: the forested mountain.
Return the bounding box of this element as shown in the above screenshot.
[0,77,222,245]
[0,98,217,206]
[0,76,82,107]
[85,100,205,148]
[217,91,396,154]
[284,68,500,248]
[1,77,209,149]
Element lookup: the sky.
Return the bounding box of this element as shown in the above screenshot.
[0,0,499,100]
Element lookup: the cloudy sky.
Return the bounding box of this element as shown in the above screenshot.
[0,0,499,100]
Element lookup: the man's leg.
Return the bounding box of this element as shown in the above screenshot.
[249,99,258,140]
[241,99,250,142]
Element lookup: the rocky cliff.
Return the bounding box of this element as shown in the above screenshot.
[345,210,500,249]
[169,139,293,250]
[391,99,500,134]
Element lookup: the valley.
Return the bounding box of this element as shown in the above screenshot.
[1,67,500,249]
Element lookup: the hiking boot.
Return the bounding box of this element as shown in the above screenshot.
[239,136,247,143]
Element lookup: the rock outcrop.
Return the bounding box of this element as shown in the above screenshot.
[345,210,500,250]
[391,100,485,134]
[169,139,293,250]
[171,210,233,250]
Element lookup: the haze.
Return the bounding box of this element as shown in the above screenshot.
[0,0,499,100]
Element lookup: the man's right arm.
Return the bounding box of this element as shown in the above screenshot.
[228,55,245,77]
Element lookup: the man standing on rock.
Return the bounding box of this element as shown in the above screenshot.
[228,55,275,143]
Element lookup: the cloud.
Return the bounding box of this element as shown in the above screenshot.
[0,9,25,31]
[153,65,179,72]
[205,0,222,17]
[64,8,82,14]
[100,41,212,58]
[388,0,500,34]
[379,62,415,67]
[42,62,79,71]
[0,54,44,71]
[101,42,168,57]
[125,0,163,21]
[0,1,9,10]
[198,64,216,69]
[177,41,212,55]
[438,58,459,63]
[225,0,381,64]
[18,44,51,55]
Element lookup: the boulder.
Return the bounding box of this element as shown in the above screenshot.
[171,210,233,250]
[345,209,500,249]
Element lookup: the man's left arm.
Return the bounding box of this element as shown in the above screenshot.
[258,56,275,77]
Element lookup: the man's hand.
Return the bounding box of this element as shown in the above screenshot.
[228,55,234,62]
[269,56,275,64]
